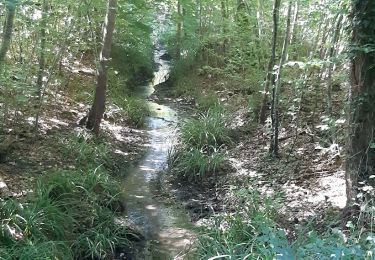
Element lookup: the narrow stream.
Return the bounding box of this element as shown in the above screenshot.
[122,45,194,259]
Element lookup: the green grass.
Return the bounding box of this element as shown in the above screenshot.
[194,187,375,259]
[180,106,231,151]
[0,168,130,259]
[169,106,231,182]
[195,90,220,112]
[0,154,131,260]
[171,147,226,181]
[122,96,150,128]
[58,132,110,168]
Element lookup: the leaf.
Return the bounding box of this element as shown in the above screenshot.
[370,143,375,149]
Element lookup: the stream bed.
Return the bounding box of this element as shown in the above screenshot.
[122,46,194,259]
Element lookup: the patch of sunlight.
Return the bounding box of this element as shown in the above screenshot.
[49,118,68,126]
[114,149,129,156]
[146,204,157,210]
[140,166,157,172]
[0,180,7,189]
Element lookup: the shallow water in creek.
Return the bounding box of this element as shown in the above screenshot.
[122,46,194,259]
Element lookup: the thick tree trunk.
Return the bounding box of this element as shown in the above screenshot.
[0,1,16,72]
[86,0,117,135]
[270,0,293,157]
[259,0,281,124]
[346,0,375,206]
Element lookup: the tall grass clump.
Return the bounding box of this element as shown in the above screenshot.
[180,106,231,150]
[169,106,231,182]
[0,168,132,259]
[59,132,110,168]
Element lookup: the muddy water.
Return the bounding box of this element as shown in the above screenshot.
[123,46,194,259]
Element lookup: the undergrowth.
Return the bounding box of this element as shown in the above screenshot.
[0,134,135,259]
[195,187,375,259]
[169,106,231,182]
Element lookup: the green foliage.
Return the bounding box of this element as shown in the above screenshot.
[180,107,231,151]
[112,95,150,128]
[123,96,150,128]
[169,106,231,182]
[195,90,220,112]
[196,188,291,259]
[171,147,226,181]
[58,132,110,167]
[0,168,129,259]
[195,187,375,259]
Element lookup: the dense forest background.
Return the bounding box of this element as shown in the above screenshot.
[0,0,374,259]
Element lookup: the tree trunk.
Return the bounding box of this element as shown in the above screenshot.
[326,14,343,117]
[270,0,293,157]
[259,0,281,124]
[289,1,299,45]
[86,0,117,135]
[176,0,182,60]
[34,0,48,131]
[0,1,16,72]
[346,0,375,206]
[221,0,228,54]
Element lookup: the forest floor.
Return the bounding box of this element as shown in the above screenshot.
[0,73,148,201]
[154,76,347,237]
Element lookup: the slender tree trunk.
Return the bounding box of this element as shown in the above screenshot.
[256,0,264,38]
[346,0,375,207]
[86,0,117,135]
[176,0,182,60]
[221,0,228,54]
[259,0,281,124]
[270,0,293,156]
[289,1,299,45]
[0,1,16,72]
[34,0,48,131]
[326,14,343,117]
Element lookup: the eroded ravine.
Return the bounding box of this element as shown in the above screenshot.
[122,46,194,259]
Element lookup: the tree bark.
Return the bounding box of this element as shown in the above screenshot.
[176,0,182,60]
[259,0,281,124]
[346,0,375,206]
[86,0,117,135]
[34,0,48,131]
[270,0,293,157]
[326,14,343,117]
[0,1,16,72]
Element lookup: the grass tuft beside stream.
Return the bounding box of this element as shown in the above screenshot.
[169,106,231,182]
[0,135,134,260]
